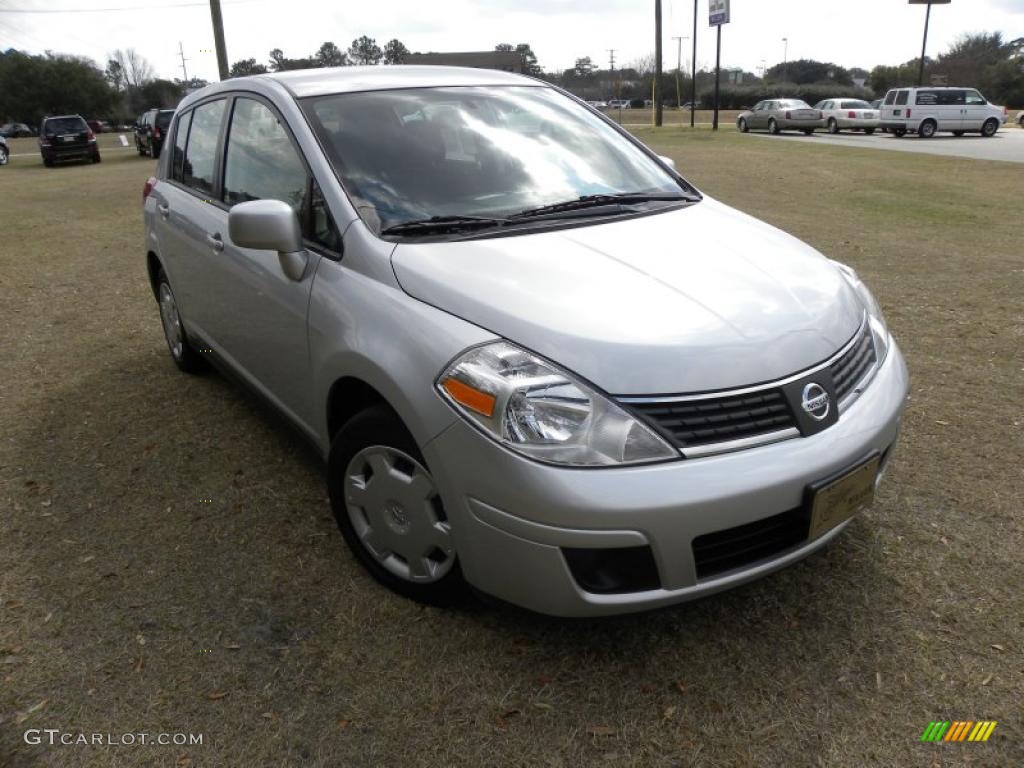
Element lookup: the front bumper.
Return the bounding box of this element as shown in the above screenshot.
[423,340,909,617]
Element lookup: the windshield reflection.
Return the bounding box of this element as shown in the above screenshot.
[302,86,688,233]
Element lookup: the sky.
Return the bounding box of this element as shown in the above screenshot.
[0,0,1021,83]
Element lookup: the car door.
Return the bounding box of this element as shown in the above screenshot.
[203,94,339,431]
[752,102,770,129]
[939,90,965,132]
[962,89,989,131]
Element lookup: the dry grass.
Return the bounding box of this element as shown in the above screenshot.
[1,126,1022,768]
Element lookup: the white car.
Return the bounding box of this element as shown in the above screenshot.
[879,87,1006,138]
[607,99,632,110]
[814,98,879,134]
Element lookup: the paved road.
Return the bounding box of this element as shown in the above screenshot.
[750,126,1024,164]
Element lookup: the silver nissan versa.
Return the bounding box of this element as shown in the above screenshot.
[143,67,909,617]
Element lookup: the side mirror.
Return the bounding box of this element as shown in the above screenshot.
[658,155,676,170]
[228,199,307,280]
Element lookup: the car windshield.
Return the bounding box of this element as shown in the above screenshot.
[301,86,691,234]
[841,100,872,109]
[45,117,86,134]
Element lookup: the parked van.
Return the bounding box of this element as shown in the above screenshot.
[880,87,1006,138]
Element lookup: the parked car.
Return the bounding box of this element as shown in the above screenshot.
[38,115,100,166]
[737,100,822,135]
[87,119,111,134]
[0,122,33,138]
[813,98,879,134]
[0,134,8,166]
[144,67,908,617]
[135,108,176,158]
[607,99,631,109]
[879,87,1006,138]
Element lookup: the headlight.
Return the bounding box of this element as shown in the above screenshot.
[832,261,890,363]
[437,342,678,466]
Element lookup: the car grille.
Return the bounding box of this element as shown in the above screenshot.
[830,326,876,402]
[620,318,876,454]
[692,506,809,580]
[627,389,797,449]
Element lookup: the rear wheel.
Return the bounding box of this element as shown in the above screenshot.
[864,128,876,135]
[802,129,815,135]
[893,126,907,138]
[918,120,937,139]
[156,269,205,373]
[737,117,748,133]
[326,405,468,606]
[828,118,839,134]
[0,146,8,166]
[981,118,999,138]
[768,118,780,135]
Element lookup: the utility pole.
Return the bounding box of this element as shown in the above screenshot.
[782,37,789,82]
[654,0,663,127]
[672,36,688,109]
[208,0,229,81]
[713,24,721,130]
[690,0,697,127]
[918,2,932,85]
[177,41,190,84]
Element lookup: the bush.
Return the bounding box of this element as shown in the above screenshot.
[698,83,875,110]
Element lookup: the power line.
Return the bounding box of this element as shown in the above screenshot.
[0,0,258,13]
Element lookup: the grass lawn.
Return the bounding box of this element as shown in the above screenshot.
[1,128,1022,767]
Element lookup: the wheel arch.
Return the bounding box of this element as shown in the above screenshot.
[146,251,162,299]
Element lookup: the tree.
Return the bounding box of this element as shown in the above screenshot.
[110,48,153,89]
[105,59,125,92]
[495,42,541,75]
[229,58,268,77]
[0,50,116,125]
[573,57,597,79]
[268,48,315,72]
[316,42,347,68]
[765,58,852,85]
[383,39,410,65]
[495,43,515,53]
[139,78,184,108]
[348,36,383,66]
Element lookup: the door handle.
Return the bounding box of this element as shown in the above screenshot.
[207,233,224,252]
[157,203,169,218]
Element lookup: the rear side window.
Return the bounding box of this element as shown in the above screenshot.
[223,98,306,209]
[171,111,192,182]
[182,99,226,195]
[895,91,909,106]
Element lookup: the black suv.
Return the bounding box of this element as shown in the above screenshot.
[39,115,100,166]
[135,109,175,158]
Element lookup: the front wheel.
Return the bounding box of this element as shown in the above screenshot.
[327,405,468,606]
[981,119,999,138]
[156,269,206,373]
[737,117,748,133]
[768,118,780,135]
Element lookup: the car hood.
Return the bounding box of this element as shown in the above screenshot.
[391,197,864,395]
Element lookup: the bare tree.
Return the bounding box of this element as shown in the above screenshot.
[111,48,154,89]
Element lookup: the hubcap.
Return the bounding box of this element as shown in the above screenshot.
[344,446,454,583]
[158,282,184,360]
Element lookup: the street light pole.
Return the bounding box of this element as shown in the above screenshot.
[672,36,688,109]
[918,2,932,85]
[690,0,697,127]
[782,37,788,82]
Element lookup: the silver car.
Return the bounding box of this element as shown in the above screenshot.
[737,99,823,135]
[814,98,880,134]
[144,67,908,617]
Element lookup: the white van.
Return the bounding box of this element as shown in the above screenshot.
[879,87,1006,138]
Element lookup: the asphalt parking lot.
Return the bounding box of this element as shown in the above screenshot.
[2,131,1022,766]
[751,124,1024,163]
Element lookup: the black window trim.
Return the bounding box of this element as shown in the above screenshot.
[165,94,229,205]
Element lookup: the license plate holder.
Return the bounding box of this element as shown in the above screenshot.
[805,454,880,540]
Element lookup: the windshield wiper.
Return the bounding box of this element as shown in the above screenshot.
[380,215,513,237]
[510,192,697,220]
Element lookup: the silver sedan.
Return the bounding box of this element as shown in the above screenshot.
[737,99,823,135]
[814,98,880,134]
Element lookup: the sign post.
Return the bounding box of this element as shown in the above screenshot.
[708,0,730,131]
[909,0,951,86]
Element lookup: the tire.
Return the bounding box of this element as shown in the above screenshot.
[136,141,146,156]
[918,120,937,139]
[828,118,839,134]
[981,118,998,138]
[155,268,206,373]
[326,405,468,607]
[737,117,748,133]
[0,146,8,166]
[865,128,876,135]
[893,127,907,138]
[768,118,780,135]
[92,152,101,163]
[802,129,815,135]
[42,155,54,167]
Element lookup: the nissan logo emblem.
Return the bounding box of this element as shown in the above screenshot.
[801,383,830,421]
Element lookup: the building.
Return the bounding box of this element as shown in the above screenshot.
[402,51,526,74]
